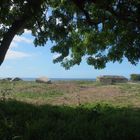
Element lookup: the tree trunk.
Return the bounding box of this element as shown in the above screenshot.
[0,19,27,66]
[0,0,44,66]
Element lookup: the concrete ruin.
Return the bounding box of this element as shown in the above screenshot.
[96,75,128,84]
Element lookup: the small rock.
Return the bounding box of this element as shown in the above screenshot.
[36,76,52,84]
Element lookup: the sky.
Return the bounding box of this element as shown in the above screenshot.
[0,30,140,79]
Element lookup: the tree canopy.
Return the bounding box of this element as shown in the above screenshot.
[0,0,140,69]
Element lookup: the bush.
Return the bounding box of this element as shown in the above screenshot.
[130,74,140,81]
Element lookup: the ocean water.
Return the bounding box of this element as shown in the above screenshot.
[22,78,96,81]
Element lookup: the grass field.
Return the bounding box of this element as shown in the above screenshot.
[0,81,140,140]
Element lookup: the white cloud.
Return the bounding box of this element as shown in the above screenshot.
[6,50,31,60]
[24,29,32,34]
[7,34,34,60]
[13,35,33,44]
[10,42,18,48]
[10,35,33,49]
[0,66,13,71]
[53,53,61,59]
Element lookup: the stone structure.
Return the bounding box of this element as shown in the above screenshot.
[1,78,12,81]
[36,76,51,84]
[96,75,128,84]
[11,77,23,81]
[0,77,22,82]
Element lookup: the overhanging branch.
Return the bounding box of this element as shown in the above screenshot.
[0,0,44,66]
[0,19,27,65]
[72,0,138,26]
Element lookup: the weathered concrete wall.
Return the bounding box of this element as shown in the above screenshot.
[96,75,128,84]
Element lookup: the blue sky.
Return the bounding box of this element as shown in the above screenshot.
[0,30,140,79]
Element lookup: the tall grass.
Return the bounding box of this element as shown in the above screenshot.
[0,100,140,140]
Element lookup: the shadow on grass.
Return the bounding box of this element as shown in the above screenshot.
[0,100,140,140]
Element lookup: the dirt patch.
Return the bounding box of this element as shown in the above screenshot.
[46,85,128,105]
[5,82,139,106]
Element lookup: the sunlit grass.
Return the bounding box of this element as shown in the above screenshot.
[13,90,63,99]
[1,81,140,107]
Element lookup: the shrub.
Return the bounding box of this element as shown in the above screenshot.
[130,74,140,81]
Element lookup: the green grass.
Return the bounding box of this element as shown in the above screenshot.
[1,81,140,139]
[1,81,140,106]
[118,83,140,93]
[1,100,140,140]
[0,81,64,101]
[12,90,63,99]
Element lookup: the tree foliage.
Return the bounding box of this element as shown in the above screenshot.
[0,0,140,69]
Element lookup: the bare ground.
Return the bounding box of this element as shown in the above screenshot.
[46,84,130,106]
[29,82,139,106]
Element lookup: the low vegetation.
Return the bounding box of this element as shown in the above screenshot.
[0,81,140,140]
[130,74,140,81]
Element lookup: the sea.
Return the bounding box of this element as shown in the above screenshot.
[22,78,96,81]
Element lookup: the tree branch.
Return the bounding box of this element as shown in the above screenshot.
[0,19,27,65]
[72,0,105,25]
[72,0,138,25]
[0,0,44,66]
